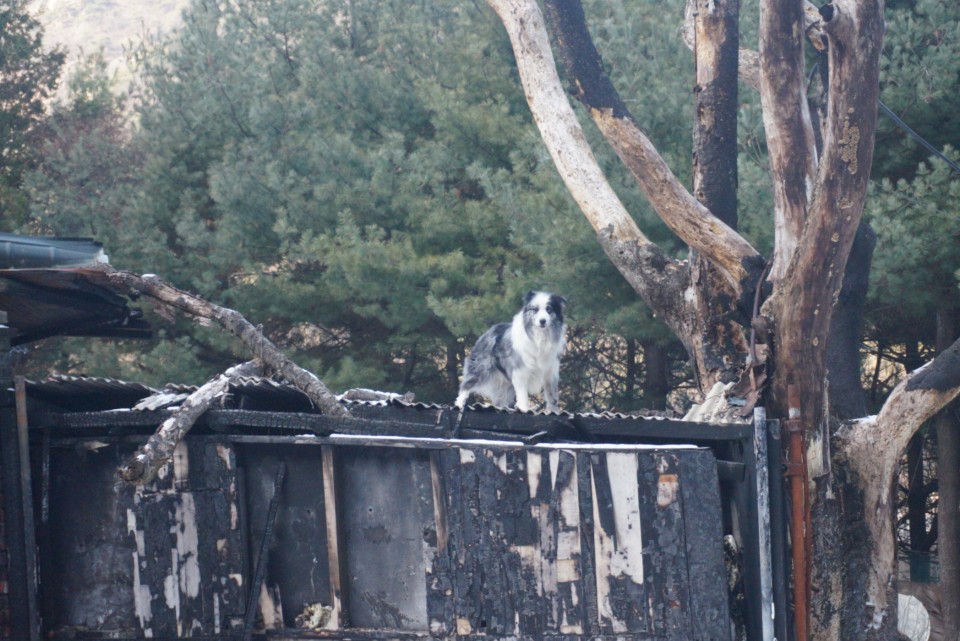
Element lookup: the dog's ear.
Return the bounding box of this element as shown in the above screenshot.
[523,290,537,305]
[551,294,567,310]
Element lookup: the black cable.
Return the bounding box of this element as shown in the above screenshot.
[878,99,960,176]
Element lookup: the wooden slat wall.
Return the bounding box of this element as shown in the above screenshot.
[43,439,729,641]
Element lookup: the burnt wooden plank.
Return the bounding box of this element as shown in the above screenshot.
[443,447,483,635]
[138,491,181,636]
[480,449,542,635]
[339,446,432,631]
[678,449,731,641]
[575,451,600,636]
[43,445,140,634]
[14,379,40,641]
[475,449,513,634]
[590,452,648,634]
[637,452,691,641]
[39,405,755,446]
[322,445,345,630]
[547,449,585,635]
[187,441,243,631]
[242,461,286,641]
[240,445,331,628]
[425,451,454,636]
[508,449,545,635]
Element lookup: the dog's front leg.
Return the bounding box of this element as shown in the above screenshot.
[512,376,531,412]
[544,374,560,412]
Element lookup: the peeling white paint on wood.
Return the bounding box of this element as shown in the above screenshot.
[606,453,645,584]
[132,551,153,630]
[127,508,145,556]
[163,552,180,616]
[657,473,679,507]
[216,443,232,470]
[592,453,646,632]
[526,451,543,499]
[174,493,201,599]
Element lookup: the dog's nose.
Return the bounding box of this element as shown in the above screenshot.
[539,318,547,327]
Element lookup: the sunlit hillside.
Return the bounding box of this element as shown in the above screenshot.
[29,0,189,94]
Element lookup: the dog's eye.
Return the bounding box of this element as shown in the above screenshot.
[546,305,554,313]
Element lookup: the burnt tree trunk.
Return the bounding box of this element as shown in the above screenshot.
[935,308,960,641]
[827,222,876,420]
[688,0,752,390]
[905,431,934,581]
[640,340,669,411]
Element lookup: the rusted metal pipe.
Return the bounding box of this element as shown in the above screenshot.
[783,384,809,641]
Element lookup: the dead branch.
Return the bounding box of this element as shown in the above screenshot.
[482,0,693,333]
[101,265,349,419]
[105,265,349,484]
[118,360,260,485]
[536,0,762,294]
[837,334,960,624]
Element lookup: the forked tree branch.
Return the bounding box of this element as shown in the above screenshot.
[535,0,762,296]
[483,0,690,330]
[118,360,261,484]
[103,265,350,484]
[758,0,820,281]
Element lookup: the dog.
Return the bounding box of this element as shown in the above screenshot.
[455,291,566,412]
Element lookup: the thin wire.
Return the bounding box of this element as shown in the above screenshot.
[878,99,960,176]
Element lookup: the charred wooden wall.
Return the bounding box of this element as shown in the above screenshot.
[36,433,731,641]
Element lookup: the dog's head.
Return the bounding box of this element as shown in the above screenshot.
[522,290,567,329]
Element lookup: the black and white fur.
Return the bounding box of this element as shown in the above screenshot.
[455,291,566,412]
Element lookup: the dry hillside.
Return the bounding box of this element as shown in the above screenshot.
[29,0,189,94]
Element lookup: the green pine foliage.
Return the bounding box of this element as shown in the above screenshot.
[875,0,960,181]
[865,148,960,343]
[0,0,64,227]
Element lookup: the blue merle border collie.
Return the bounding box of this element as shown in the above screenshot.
[455,291,567,413]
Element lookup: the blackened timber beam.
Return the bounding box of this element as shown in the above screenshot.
[0,318,31,640]
[241,461,286,641]
[36,406,755,447]
[14,378,40,641]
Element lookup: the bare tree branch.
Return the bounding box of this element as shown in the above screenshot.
[534,0,762,295]
[485,0,763,316]
[118,360,260,485]
[837,334,960,625]
[758,0,820,281]
[100,265,349,418]
[768,0,884,449]
[683,0,826,96]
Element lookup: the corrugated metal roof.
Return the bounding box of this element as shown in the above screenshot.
[22,374,686,422]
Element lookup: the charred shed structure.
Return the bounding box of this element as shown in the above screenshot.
[0,234,785,641]
[1,375,785,641]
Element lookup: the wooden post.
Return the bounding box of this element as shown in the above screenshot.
[784,385,809,641]
[0,314,32,640]
[322,446,346,629]
[14,378,39,641]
